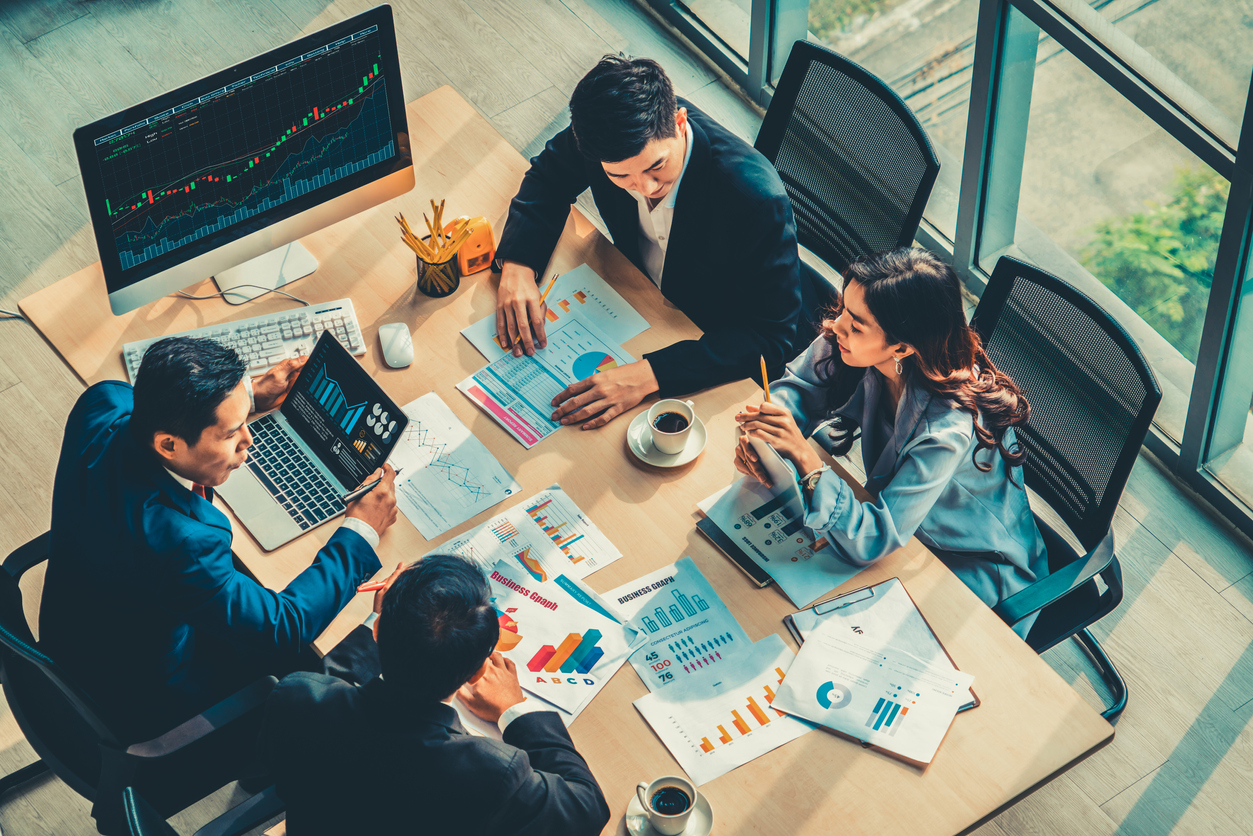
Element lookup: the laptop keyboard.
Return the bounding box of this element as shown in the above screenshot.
[245,414,344,530]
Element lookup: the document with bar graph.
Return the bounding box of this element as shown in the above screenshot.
[486,559,638,714]
[430,485,621,581]
[699,477,865,607]
[461,263,649,362]
[633,634,813,785]
[770,607,975,766]
[605,557,751,692]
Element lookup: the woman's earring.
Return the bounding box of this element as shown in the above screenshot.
[895,356,904,376]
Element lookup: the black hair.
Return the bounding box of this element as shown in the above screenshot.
[376,555,500,703]
[130,337,247,448]
[569,54,678,162]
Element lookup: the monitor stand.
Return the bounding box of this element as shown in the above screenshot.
[212,242,318,304]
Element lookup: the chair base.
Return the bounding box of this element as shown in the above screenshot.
[0,760,51,801]
[1073,628,1127,722]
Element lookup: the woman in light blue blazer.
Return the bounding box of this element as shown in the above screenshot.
[734,247,1047,638]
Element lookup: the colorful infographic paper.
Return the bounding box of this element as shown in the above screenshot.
[430,485,622,581]
[633,634,813,785]
[387,392,520,538]
[605,557,751,691]
[771,604,975,765]
[458,316,633,448]
[699,479,864,607]
[461,263,649,361]
[486,559,638,714]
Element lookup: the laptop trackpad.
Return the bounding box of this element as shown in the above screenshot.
[219,467,301,551]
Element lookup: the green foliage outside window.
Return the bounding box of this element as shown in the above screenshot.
[808,0,905,42]
[1081,168,1228,360]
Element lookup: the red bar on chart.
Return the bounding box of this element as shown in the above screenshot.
[731,710,751,735]
[147,190,153,204]
[717,725,732,744]
[699,738,714,753]
[527,645,556,672]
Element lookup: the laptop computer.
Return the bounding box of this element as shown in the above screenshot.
[219,330,409,551]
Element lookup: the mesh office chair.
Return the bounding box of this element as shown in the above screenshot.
[971,257,1162,721]
[0,532,284,835]
[755,39,940,317]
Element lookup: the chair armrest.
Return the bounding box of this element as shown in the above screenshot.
[3,532,50,580]
[191,786,285,836]
[992,528,1115,627]
[126,676,278,759]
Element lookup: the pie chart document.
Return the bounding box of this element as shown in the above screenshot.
[771,592,975,765]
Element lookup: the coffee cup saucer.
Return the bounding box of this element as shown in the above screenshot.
[627,411,707,468]
[625,790,713,836]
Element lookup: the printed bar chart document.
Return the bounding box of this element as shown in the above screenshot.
[458,315,633,448]
[430,485,622,581]
[462,263,649,361]
[771,594,975,766]
[387,392,520,538]
[634,634,813,785]
[699,478,864,607]
[487,559,638,714]
[605,557,751,691]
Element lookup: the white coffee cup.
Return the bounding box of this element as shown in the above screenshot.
[635,775,697,835]
[647,399,696,455]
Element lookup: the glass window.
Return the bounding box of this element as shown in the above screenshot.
[682,0,753,59]
[985,38,1226,442]
[807,0,980,240]
[1068,0,1253,148]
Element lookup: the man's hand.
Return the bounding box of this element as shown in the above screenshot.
[457,652,525,724]
[496,261,547,357]
[734,402,823,478]
[252,355,308,413]
[551,360,659,430]
[345,463,399,537]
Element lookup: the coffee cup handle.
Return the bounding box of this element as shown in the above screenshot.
[636,782,650,811]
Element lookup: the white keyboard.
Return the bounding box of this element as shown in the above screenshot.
[122,299,366,383]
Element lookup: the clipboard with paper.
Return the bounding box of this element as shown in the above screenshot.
[782,577,979,713]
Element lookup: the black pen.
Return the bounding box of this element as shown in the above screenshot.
[342,467,402,504]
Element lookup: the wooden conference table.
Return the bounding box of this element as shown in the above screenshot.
[22,86,1111,836]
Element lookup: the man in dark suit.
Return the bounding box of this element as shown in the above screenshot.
[40,337,398,741]
[495,54,811,428]
[260,554,611,836]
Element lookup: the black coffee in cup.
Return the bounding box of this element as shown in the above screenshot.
[652,412,690,434]
[650,786,692,815]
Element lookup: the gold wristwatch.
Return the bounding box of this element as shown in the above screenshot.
[800,466,829,498]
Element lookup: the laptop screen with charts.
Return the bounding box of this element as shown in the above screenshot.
[218,331,408,550]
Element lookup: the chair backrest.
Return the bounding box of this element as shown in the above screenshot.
[971,257,1162,552]
[0,533,121,800]
[123,787,180,836]
[755,40,940,274]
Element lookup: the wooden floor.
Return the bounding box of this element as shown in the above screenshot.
[0,1,1250,834]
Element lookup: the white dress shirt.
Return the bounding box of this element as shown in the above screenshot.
[632,120,694,288]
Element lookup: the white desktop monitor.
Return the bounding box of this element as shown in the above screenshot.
[73,5,414,315]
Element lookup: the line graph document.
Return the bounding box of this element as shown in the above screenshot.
[388,393,521,538]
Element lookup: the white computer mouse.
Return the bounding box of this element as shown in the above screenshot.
[378,322,414,368]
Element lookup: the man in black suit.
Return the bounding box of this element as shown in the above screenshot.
[495,55,809,429]
[259,555,611,836]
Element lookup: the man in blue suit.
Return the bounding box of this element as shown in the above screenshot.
[494,55,811,429]
[40,337,398,740]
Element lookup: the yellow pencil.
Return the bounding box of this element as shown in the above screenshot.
[760,355,771,403]
[537,273,560,306]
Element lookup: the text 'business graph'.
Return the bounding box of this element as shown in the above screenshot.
[94,25,393,269]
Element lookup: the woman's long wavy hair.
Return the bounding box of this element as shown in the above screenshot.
[818,247,1030,471]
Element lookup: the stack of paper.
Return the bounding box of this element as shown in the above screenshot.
[771,580,974,765]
